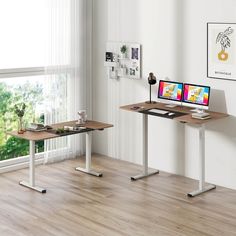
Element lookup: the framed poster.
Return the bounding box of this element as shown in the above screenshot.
[207,23,236,81]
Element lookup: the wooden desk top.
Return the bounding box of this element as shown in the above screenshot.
[7,120,113,141]
[120,102,229,125]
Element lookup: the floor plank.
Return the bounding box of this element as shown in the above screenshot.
[0,155,236,236]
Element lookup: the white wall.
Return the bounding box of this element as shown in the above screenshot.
[92,0,236,189]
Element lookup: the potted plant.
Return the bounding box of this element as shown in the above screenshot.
[216,27,233,61]
[14,103,26,134]
[120,45,128,59]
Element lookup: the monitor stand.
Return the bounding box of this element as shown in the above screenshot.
[191,108,210,118]
[165,104,177,108]
[190,108,207,114]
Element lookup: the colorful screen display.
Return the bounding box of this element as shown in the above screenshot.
[183,84,210,106]
[158,80,183,102]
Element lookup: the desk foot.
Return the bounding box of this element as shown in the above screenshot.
[131,170,159,181]
[187,184,216,197]
[19,181,46,193]
[75,167,103,177]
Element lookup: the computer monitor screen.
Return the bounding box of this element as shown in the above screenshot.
[158,80,183,102]
[182,83,210,109]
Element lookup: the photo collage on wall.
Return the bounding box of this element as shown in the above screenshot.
[104,42,141,79]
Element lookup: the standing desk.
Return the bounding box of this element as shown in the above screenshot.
[120,102,228,197]
[7,120,113,193]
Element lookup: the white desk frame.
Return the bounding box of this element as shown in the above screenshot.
[75,132,102,177]
[20,132,102,193]
[20,141,46,193]
[132,113,216,197]
[187,124,216,197]
[131,114,159,180]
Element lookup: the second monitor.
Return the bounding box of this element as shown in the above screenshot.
[182,83,210,112]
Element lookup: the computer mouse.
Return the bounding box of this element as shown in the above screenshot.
[168,112,175,116]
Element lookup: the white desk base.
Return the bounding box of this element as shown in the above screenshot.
[131,114,159,181]
[20,132,102,193]
[188,184,216,197]
[19,181,46,193]
[187,124,216,197]
[75,132,102,177]
[19,141,46,193]
[132,115,216,197]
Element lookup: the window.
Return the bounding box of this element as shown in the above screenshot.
[0,76,44,161]
[0,0,48,69]
[0,74,69,162]
[0,0,72,165]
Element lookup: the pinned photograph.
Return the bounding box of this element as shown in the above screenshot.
[130,68,136,76]
[105,52,114,62]
[131,48,139,60]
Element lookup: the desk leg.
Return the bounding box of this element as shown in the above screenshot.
[188,124,216,197]
[75,132,102,177]
[19,140,46,193]
[131,114,159,180]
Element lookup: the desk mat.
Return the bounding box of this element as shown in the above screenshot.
[46,128,93,137]
[139,109,188,119]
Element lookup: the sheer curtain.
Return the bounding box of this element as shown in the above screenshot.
[44,0,92,163]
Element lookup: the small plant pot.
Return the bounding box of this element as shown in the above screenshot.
[218,50,228,61]
[18,117,25,134]
[120,53,127,59]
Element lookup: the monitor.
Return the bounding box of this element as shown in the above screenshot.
[157,80,183,107]
[182,83,210,112]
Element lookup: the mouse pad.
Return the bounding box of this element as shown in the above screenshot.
[139,109,188,119]
[46,128,93,136]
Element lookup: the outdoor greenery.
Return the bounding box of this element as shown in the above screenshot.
[0,81,44,161]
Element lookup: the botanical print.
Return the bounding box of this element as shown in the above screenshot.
[207,23,236,80]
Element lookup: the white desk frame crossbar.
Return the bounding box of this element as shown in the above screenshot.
[131,114,159,180]
[187,124,216,197]
[75,132,102,177]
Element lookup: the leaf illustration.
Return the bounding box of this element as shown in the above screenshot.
[216,26,234,49]
[216,32,223,43]
[224,27,234,36]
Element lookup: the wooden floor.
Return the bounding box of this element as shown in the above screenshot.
[0,155,236,236]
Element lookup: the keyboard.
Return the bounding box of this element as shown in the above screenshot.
[148,109,169,115]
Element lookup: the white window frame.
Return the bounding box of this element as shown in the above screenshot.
[0,66,73,78]
[0,153,44,174]
[0,67,44,78]
[0,67,45,172]
[0,66,71,172]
